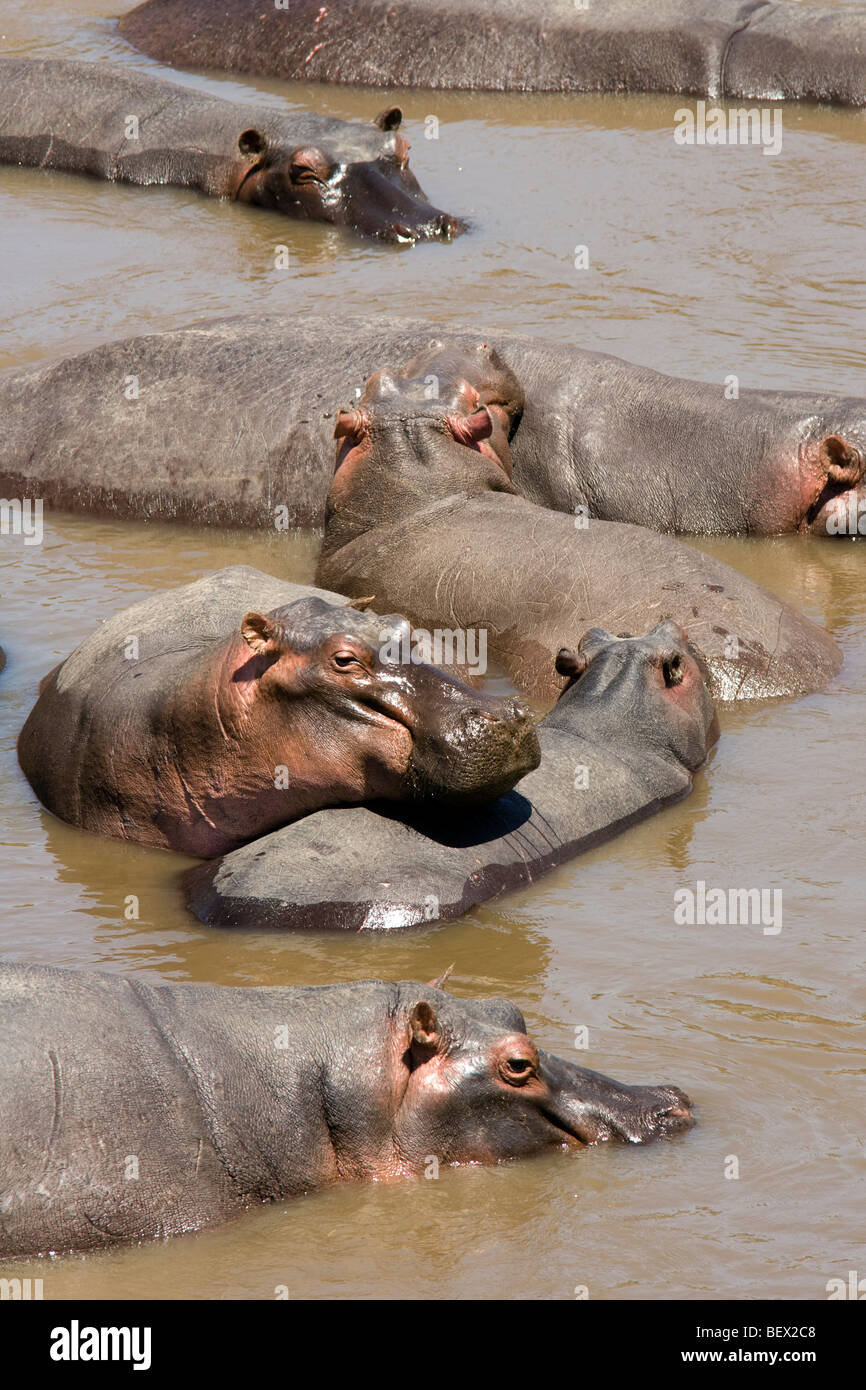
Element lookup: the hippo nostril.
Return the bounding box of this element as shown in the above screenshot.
[466,701,531,728]
[434,214,457,241]
[466,707,497,725]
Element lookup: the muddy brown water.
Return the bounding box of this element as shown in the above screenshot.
[0,1,864,1300]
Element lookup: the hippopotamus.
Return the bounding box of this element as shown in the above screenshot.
[17,570,539,858]
[1,313,862,538]
[315,347,843,704]
[187,621,718,931]
[117,0,866,106]
[0,960,695,1255]
[0,60,459,244]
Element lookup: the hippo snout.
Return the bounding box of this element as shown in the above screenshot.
[638,1085,696,1140]
[405,694,540,805]
[456,698,540,772]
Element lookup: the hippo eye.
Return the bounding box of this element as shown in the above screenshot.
[291,165,322,185]
[289,151,333,185]
[333,651,365,670]
[500,1056,536,1085]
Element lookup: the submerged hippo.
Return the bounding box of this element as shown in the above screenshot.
[188,621,718,931]
[1,313,862,537]
[118,0,866,106]
[0,60,459,243]
[17,570,539,858]
[0,961,695,1255]
[315,349,843,704]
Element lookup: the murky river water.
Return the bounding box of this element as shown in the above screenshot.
[0,0,864,1300]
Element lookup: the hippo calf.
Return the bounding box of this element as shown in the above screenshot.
[316,346,843,704]
[188,620,718,931]
[0,961,695,1255]
[17,570,539,858]
[0,60,460,243]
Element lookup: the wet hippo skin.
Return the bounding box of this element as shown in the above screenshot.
[0,314,862,537]
[315,347,843,704]
[18,568,539,857]
[0,59,460,243]
[0,963,695,1255]
[186,621,719,932]
[117,0,866,106]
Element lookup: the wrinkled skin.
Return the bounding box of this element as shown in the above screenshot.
[118,0,866,107]
[316,349,843,704]
[0,962,695,1256]
[0,60,460,244]
[17,570,539,858]
[188,621,720,932]
[1,314,862,537]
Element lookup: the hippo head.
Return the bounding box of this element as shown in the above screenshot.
[231,108,461,243]
[546,620,718,771]
[323,342,524,554]
[794,432,866,537]
[229,595,539,810]
[387,985,694,1170]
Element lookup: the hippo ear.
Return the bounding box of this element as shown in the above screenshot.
[408,1000,440,1050]
[344,595,377,612]
[555,647,589,681]
[427,963,455,990]
[238,128,268,164]
[447,408,494,447]
[373,106,403,131]
[819,434,863,485]
[240,611,284,656]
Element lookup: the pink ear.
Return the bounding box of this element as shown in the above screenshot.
[447,407,493,447]
[819,435,863,485]
[333,409,365,441]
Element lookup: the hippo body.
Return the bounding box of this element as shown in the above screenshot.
[118,0,866,106]
[17,569,539,857]
[320,494,841,704]
[315,347,842,703]
[187,622,718,931]
[0,962,695,1256]
[0,314,861,537]
[0,60,458,243]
